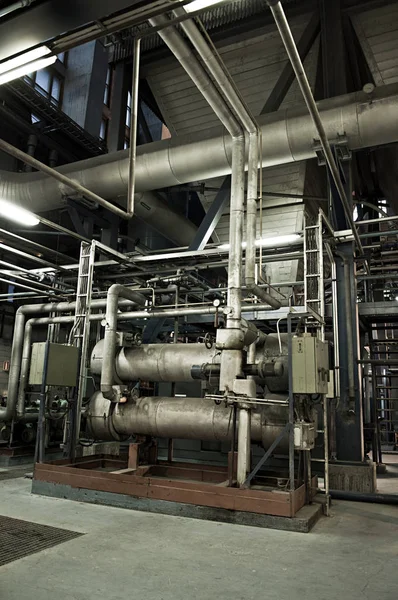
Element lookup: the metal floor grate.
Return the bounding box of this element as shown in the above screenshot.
[0,516,83,566]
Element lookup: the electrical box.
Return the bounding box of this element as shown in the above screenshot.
[292,335,329,394]
[29,343,79,387]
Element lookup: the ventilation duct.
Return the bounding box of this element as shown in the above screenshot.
[0,84,397,225]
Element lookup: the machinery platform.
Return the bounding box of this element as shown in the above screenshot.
[32,454,323,532]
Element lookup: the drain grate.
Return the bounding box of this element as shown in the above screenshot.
[0,515,83,566]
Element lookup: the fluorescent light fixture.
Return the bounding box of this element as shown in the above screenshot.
[0,200,39,226]
[0,45,52,75]
[185,0,227,13]
[218,233,301,251]
[0,54,56,85]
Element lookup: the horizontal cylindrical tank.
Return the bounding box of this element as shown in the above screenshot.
[86,392,289,452]
[91,340,221,383]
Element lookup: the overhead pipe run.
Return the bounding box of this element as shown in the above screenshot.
[0,138,196,248]
[0,85,397,216]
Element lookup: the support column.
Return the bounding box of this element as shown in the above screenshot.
[335,242,364,461]
[63,41,108,138]
[108,62,130,152]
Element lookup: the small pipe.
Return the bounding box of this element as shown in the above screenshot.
[127,38,140,216]
[330,490,398,505]
[0,137,133,220]
[266,0,363,256]
[0,0,32,18]
[14,303,275,420]
[356,215,398,227]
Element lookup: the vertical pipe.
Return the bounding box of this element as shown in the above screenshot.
[127,37,141,216]
[237,407,251,486]
[37,341,50,464]
[16,320,33,419]
[287,313,295,492]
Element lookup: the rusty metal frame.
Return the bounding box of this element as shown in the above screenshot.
[33,454,314,518]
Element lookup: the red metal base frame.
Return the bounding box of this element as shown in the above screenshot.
[34,453,317,518]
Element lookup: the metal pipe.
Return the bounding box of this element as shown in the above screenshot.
[0,86,398,213]
[12,303,275,421]
[330,490,398,505]
[0,276,62,296]
[92,340,221,383]
[266,0,363,255]
[127,38,140,216]
[0,227,73,264]
[0,138,133,221]
[100,285,146,402]
[2,295,145,423]
[356,215,398,227]
[0,0,33,18]
[149,12,246,389]
[161,9,280,313]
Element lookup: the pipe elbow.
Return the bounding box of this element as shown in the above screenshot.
[246,281,282,310]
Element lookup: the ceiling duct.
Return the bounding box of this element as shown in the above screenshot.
[0,84,398,226]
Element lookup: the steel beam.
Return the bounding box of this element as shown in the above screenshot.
[261,11,320,114]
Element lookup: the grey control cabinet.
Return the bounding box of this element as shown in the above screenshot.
[29,343,79,387]
[292,335,329,394]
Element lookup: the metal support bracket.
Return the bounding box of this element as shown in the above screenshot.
[314,133,351,166]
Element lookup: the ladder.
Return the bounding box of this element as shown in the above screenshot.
[303,210,325,340]
[71,241,96,446]
[370,331,398,455]
[304,210,329,512]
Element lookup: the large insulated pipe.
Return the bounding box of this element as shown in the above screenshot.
[86,393,289,452]
[92,340,221,383]
[100,285,146,402]
[1,84,397,212]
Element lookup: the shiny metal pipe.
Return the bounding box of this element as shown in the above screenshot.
[100,285,146,402]
[127,37,140,216]
[0,86,397,213]
[2,295,144,422]
[0,137,132,221]
[92,340,220,383]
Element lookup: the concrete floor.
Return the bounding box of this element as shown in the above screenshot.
[0,474,397,600]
